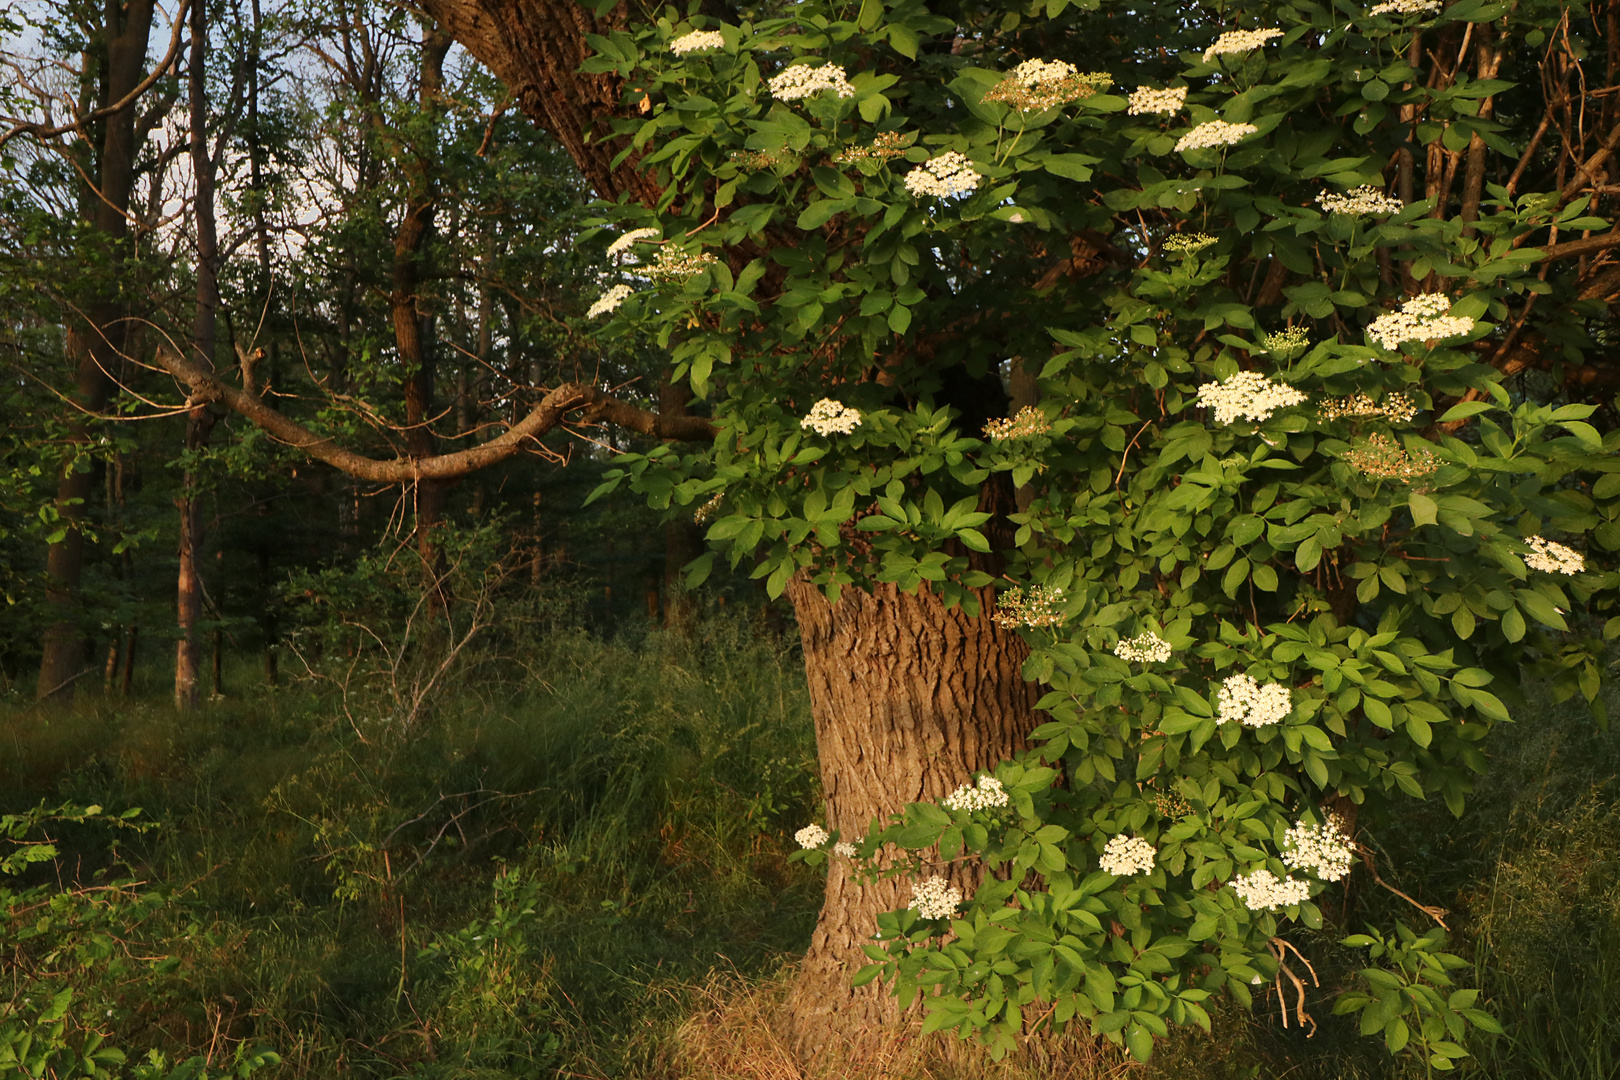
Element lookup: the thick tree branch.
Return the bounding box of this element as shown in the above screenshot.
[1540,229,1620,262]
[153,346,715,483]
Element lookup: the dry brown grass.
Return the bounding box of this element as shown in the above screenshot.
[653,966,1140,1080]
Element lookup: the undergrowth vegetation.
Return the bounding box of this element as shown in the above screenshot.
[3,609,1617,1079]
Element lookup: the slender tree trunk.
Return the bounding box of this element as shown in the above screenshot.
[37,0,159,701]
[177,0,221,711]
[780,578,1040,1058]
[660,374,703,631]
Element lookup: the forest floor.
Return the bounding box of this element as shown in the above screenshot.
[3,615,1618,1080]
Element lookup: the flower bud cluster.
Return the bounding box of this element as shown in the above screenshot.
[800,399,862,436]
[832,130,910,164]
[1153,788,1194,819]
[1317,185,1404,216]
[693,492,723,526]
[767,63,855,101]
[943,775,1010,812]
[646,248,719,281]
[1163,233,1217,254]
[587,284,633,319]
[991,584,1066,629]
[1282,817,1355,881]
[1317,391,1417,423]
[1114,632,1172,663]
[910,877,963,920]
[1232,868,1310,911]
[1217,674,1293,727]
[983,406,1051,440]
[1261,326,1310,354]
[983,61,1111,112]
[1195,371,1307,424]
[1369,0,1441,14]
[1099,835,1157,876]
[1174,120,1259,152]
[669,29,725,54]
[1525,535,1584,575]
[1202,28,1284,63]
[605,227,659,258]
[1127,86,1188,115]
[795,824,830,849]
[1342,433,1438,480]
[903,151,983,199]
[1366,295,1475,351]
[729,149,791,171]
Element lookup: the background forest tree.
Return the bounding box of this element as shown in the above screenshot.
[2,0,1620,1077]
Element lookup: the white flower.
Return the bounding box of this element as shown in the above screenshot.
[670,29,725,54]
[693,492,723,526]
[943,775,1010,812]
[991,583,1066,629]
[1174,120,1259,152]
[1282,818,1355,882]
[1010,58,1078,84]
[645,247,719,281]
[833,841,857,858]
[800,398,862,436]
[1099,835,1157,876]
[1127,86,1188,116]
[983,406,1050,440]
[767,62,855,101]
[587,284,633,319]
[1261,326,1311,355]
[903,151,983,199]
[1203,28,1285,63]
[1217,673,1293,727]
[910,877,963,920]
[1195,372,1307,425]
[795,824,830,849]
[1366,295,1476,350]
[1114,632,1172,664]
[1369,0,1441,15]
[1525,535,1584,575]
[605,227,659,257]
[1231,868,1310,911]
[1317,186,1404,216]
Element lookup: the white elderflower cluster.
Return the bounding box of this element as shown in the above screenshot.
[1217,673,1293,727]
[1203,28,1284,63]
[833,841,857,858]
[795,824,829,849]
[1099,835,1157,876]
[800,398,862,436]
[605,227,659,258]
[1366,295,1475,351]
[1525,535,1585,575]
[1195,371,1307,424]
[983,61,1110,111]
[692,492,723,526]
[1163,232,1217,254]
[1317,185,1404,216]
[1369,0,1441,15]
[910,877,963,920]
[646,248,719,281]
[1174,120,1259,152]
[1282,818,1355,882]
[943,775,1010,812]
[587,284,633,319]
[1317,391,1418,423]
[767,62,855,101]
[669,29,725,54]
[1114,632,1172,663]
[1011,58,1077,83]
[1231,868,1310,911]
[903,151,983,199]
[983,405,1051,440]
[991,583,1066,629]
[1127,86,1188,115]
[1261,326,1310,355]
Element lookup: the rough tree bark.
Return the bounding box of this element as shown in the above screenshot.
[781,579,1040,1057]
[37,0,161,701]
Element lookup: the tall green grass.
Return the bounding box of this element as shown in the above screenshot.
[2,616,822,1078]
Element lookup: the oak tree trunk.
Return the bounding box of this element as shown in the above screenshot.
[781,578,1040,1059]
[37,0,158,701]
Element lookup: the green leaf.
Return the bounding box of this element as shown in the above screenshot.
[1409,493,1438,526]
